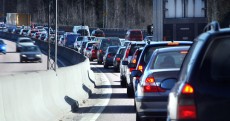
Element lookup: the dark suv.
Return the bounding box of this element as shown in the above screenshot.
[97,37,121,64]
[167,21,230,121]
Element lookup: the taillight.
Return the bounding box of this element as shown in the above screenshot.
[129,68,135,72]
[177,83,196,120]
[100,49,103,53]
[92,50,96,53]
[116,57,121,61]
[143,77,165,92]
[137,65,143,72]
[107,54,112,58]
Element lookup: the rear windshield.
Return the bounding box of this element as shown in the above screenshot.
[20,39,32,43]
[66,35,78,44]
[119,48,126,55]
[152,51,187,69]
[108,47,119,53]
[87,43,96,47]
[130,31,142,35]
[100,39,121,50]
[129,44,146,56]
[77,29,88,36]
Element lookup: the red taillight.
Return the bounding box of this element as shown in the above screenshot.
[178,105,196,119]
[107,54,112,58]
[100,49,103,53]
[116,57,121,61]
[92,50,96,53]
[137,65,143,72]
[129,68,135,72]
[177,83,196,120]
[144,85,165,92]
[125,48,130,58]
[143,77,165,92]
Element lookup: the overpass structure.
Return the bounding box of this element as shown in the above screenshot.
[152,0,208,41]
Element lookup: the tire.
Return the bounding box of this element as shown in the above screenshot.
[127,83,134,98]
[104,62,108,69]
[120,76,127,88]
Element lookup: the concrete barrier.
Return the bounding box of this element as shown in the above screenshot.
[0,32,96,121]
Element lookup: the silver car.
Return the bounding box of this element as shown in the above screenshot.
[131,46,190,121]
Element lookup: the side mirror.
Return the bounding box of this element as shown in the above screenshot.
[160,78,177,90]
[128,63,136,68]
[122,60,128,65]
[131,70,142,77]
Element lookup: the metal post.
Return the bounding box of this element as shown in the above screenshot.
[47,0,51,70]
[55,0,57,71]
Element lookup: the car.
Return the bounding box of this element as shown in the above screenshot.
[77,29,90,36]
[74,36,92,51]
[87,43,99,61]
[120,41,146,87]
[73,25,89,35]
[125,29,143,41]
[38,33,47,41]
[16,37,35,52]
[27,29,38,37]
[143,36,153,42]
[65,33,79,49]
[113,46,126,72]
[20,45,42,63]
[20,29,30,36]
[91,29,105,37]
[83,41,98,57]
[131,46,190,121]
[103,46,120,68]
[0,39,6,54]
[167,21,230,121]
[97,37,121,64]
[126,41,193,97]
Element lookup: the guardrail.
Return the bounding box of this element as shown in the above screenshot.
[0,32,96,121]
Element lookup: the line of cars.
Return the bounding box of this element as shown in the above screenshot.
[88,21,230,121]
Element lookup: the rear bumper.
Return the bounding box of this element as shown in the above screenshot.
[135,96,168,118]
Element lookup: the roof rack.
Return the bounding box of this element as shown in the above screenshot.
[203,21,220,32]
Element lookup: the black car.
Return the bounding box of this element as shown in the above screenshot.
[167,21,230,121]
[113,46,126,72]
[103,46,120,68]
[20,45,42,63]
[97,37,121,64]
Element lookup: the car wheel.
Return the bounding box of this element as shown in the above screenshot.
[89,57,93,61]
[104,62,108,69]
[127,83,134,98]
[120,76,127,88]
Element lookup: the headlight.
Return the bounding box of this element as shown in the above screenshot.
[36,54,42,57]
[1,46,6,50]
[21,54,27,57]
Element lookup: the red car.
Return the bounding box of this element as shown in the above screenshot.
[87,43,99,61]
[125,29,143,41]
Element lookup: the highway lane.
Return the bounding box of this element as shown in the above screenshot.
[0,38,48,76]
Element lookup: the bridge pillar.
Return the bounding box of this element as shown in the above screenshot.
[152,0,163,41]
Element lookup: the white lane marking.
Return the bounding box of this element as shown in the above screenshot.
[79,65,112,121]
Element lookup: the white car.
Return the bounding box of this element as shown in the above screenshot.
[16,37,35,52]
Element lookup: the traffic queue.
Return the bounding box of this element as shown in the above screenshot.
[4,21,230,121]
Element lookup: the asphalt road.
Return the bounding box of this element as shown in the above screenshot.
[0,38,48,76]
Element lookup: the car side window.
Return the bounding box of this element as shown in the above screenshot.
[200,37,230,82]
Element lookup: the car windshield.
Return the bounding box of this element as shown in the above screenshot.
[151,51,187,69]
[21,46,39,52]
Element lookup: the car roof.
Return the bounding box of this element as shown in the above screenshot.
[155,46,190,53]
